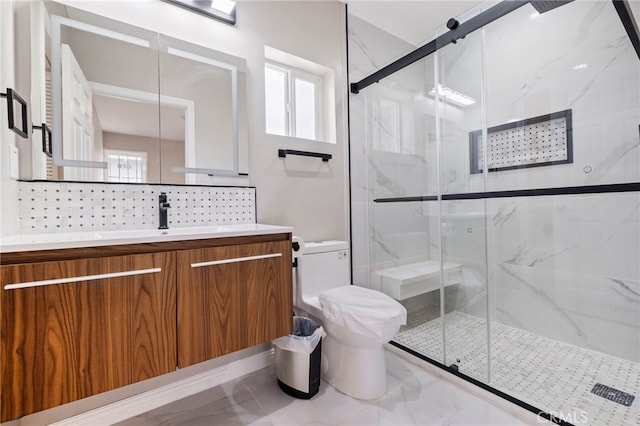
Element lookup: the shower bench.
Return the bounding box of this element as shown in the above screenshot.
[372,260,462,300]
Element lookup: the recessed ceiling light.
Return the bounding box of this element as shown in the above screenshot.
[429,85,476,107]
[573,63,588,70]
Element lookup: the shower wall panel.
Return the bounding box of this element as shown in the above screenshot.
[481,2,640,362]
[349,15,436,287]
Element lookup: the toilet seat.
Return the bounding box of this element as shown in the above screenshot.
[318,285,407,341]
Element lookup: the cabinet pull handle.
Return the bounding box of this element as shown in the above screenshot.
[191,253,282,268]
[4,268,162,290]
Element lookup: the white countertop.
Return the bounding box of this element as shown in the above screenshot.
[0,224,293,253]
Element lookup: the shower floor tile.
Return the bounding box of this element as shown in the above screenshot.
[395,310,640,426]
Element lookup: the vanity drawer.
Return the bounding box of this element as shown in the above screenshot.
[0,252,177,422]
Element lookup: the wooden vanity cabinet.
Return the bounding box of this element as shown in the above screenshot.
[177,239,293,367]
[0,233,292,422]
[0,252,177,422]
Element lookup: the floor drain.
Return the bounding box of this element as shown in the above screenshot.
[591,383,635,407]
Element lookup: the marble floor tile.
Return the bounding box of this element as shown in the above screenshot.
[119,349,533,426]
[116,385,269,426]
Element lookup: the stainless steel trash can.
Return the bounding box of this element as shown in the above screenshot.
[273,317,323,399]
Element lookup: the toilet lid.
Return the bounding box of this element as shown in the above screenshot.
[318,286,407,339]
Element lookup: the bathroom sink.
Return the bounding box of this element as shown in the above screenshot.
[96,226,233,240]
[158,226,234,235]
[1,224,293,253]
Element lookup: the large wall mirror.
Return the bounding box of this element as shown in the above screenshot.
[33,1,248,184]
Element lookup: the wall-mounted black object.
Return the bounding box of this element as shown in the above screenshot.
[160,0,236,25]
[292,240,301,268]
[469,109,573,174]
[1,88,29,138]
[33,123,52,157]
[613,0,640,60]
[278,149,332,162]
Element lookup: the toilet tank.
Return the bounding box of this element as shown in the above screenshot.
[298,241,350,300]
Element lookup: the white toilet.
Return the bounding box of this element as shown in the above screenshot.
[294,240,407,400]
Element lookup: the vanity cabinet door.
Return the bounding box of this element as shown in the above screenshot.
[241,241,293,348]
[177,244,243,366]
[0,252,177,422]
[177,240,292,368]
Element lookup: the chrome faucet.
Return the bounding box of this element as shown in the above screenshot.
[158,192,171,229]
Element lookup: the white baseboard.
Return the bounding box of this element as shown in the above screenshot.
[49,349,275,426]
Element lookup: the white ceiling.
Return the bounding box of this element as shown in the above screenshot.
[344,1,484,46]
[93,95,186,141]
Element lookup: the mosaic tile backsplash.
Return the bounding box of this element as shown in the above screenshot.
[17,181,256,234]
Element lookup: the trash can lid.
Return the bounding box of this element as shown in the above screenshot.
[318,286,406,340]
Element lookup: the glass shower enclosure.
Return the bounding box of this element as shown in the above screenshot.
[348,1,639,424]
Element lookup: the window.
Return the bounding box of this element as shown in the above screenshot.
[104,149,147,183]
[370,98,401,153]
[264,46,336,143]
[265,61,322,141]
[265,64,288,137]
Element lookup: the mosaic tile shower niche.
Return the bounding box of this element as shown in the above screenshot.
[469,109,573,174]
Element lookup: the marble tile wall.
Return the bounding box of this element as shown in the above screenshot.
[348,1,639,363]
[17,180,256,234]
[494,194,639,362]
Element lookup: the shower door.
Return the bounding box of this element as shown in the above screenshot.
[479,2,640,424]
[352,48,445,364]
[352,4,493,381]
[434,6,491,383]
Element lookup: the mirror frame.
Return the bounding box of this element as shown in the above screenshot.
[163,44,239,177]
[49,12,241,178]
